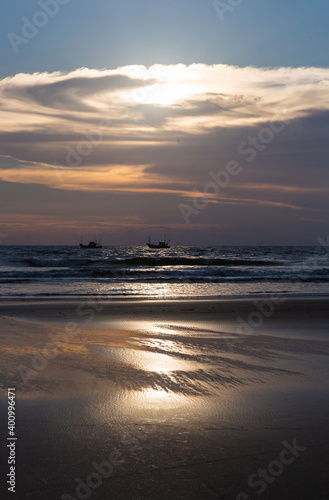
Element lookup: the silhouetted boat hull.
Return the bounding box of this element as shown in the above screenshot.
[79,240,102,249]
[147,236,170,249]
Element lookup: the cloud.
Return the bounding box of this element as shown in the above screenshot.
[2,64,329,131]
[0,63,329,243]
[4,73,150,112]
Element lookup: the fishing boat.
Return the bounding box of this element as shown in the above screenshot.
[79,238,102,249]
[147,236,170,249]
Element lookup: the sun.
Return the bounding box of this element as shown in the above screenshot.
[127,82,192,106]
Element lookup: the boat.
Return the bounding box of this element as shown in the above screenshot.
[79,238,102,249]
[147,236,170,249]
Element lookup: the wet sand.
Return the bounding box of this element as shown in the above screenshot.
[0,298,329,499]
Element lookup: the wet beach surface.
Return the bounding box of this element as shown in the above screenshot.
[0,299,329,499]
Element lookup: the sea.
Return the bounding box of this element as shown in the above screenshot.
[0,245,329,300]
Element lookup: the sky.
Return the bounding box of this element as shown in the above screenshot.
[0,0,329,245]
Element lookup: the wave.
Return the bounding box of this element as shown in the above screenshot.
[116,257,280,267]
[21,256,281,268]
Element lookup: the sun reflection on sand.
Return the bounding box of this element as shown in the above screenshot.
[138,388,180,405]
[92,383,235,429]
[93,385,198,425]
[87,344,198,374]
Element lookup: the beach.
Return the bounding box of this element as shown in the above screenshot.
[1,297,329,499]
[2,0,329,497]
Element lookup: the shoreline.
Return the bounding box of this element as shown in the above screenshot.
[1,292,329,307]
[0,290,329,302]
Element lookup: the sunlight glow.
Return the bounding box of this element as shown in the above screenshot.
[127,82,195,105]
[147,83,188,105]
